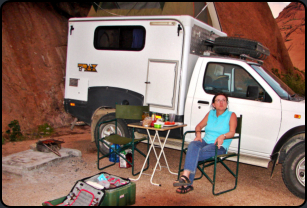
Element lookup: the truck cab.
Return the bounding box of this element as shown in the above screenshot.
[184,55,305,198]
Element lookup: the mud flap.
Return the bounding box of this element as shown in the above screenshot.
[270,152,279,178]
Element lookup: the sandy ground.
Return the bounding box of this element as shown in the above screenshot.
[1,125,305,206]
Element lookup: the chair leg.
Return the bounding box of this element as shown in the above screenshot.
[130,129,150,176]
[98,160,116,170]
[197,161,215,183]
[97,146,116,170]
[131,137,150,176]
[131,128,137,176]
[212,158,239,196]
[195,164,208,181]
[177,148,187,180]
[194,157,239,195]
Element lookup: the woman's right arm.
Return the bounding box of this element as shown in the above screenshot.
[194,112,209,142]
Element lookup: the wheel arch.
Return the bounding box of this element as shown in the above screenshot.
[91,106,115,121]
[271,125,305,164]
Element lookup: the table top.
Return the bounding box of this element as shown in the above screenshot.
[128,122,187,131]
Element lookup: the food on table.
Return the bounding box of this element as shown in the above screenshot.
[164,121,175,125]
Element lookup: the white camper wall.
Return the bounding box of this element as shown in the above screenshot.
[64,16,226,114]
[65,17,184,114]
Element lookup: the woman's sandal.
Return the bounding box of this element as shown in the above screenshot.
[176,185,194,194]
[173,175,191,187]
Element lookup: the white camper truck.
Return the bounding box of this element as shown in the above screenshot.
[64,15,305,198]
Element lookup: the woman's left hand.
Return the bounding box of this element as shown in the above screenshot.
[214,135,224,149]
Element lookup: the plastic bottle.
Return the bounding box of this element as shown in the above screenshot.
[115,144,120,163]
[151,112,156,121]
[109,144,120,163]
[109,144,115,162]
[164,114,169,122]
[151,112,157,127]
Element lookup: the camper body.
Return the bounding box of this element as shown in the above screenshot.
[64,15,226,125]
[64,15,305,199]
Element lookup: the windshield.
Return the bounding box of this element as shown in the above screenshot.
[250,64,295,100]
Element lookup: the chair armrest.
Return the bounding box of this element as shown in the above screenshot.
[224,135,240,140]
[183,130,206,136]
[183,130,206,143]
[214,134,241,157]
[215,135,240,149]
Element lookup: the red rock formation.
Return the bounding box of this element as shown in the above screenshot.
[2,2,91,133]
[214,2,294,74]
[276,2,305,72]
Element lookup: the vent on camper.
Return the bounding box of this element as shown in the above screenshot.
[69,78,79,87]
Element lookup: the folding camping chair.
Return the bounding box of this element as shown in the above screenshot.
[177,115,242,195]
[96,104,150,176]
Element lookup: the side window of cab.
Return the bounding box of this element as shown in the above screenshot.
[203,62,272,102]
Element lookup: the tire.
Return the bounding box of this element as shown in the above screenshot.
[214,37,259,49]
[94,113,130,155]
[213,37,270,60]
[282,142,305,199]
[213,46,268,60]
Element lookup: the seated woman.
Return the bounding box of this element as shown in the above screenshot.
[174,93,237,194]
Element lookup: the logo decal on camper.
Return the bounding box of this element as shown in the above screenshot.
[78,63,98,72]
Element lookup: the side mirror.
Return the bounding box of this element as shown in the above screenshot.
[246,86,259,99]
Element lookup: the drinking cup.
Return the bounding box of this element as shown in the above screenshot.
[169,113,176,123]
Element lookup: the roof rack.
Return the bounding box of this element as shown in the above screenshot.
[240,54,263,65]
[203,50,218,56]
[202,52,264,66]
[202,39,265,65]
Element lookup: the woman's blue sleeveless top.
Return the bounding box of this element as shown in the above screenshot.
[203,109,233,151]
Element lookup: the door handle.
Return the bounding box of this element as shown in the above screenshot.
[145,82,151,84]
[70,25,74,35]
[198,100,209,105]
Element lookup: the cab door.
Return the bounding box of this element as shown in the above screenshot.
[189,60,281,160]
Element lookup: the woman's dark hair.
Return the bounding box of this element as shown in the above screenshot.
[211,93,229,109]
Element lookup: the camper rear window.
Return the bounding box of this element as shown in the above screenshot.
[94,26,145,51]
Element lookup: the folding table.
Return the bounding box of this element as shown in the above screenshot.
[127,122,187,186]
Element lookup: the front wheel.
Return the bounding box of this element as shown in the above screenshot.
[282,142,305,199]
[94,113,130,155]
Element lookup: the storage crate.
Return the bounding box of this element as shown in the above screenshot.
[42,172,136,206]
[101,181,136,206]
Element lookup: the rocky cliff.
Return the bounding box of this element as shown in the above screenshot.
[2,2,91,133]
[214,2,293,74]
[276,2,305,72]
[1,2,299,133]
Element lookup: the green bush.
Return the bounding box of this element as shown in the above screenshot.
[5,120,23,142]
[271,68,305,96]
[37,123,54,137]
[4,121,55,142]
